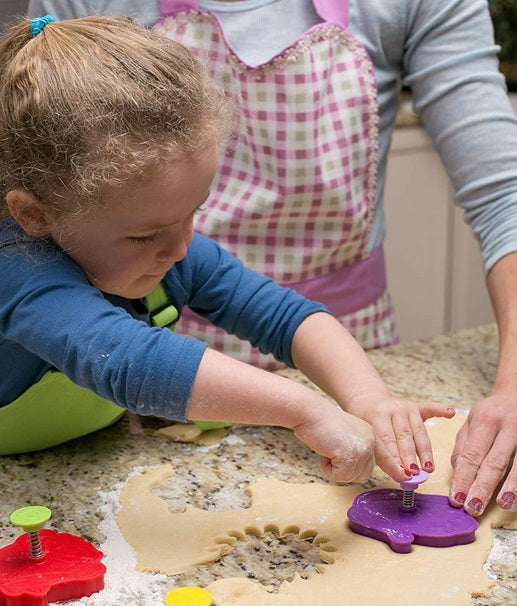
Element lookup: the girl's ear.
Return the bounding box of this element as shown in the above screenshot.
[5,190,51,237]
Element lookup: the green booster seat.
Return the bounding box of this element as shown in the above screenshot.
[0,283,228,455]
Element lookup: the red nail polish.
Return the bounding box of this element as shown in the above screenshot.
[410,464,419,472]
[501,492,516,508]
[424,461,433,471]
[401,465,412,477]
[467,497,483,514]
[454,492,467,505]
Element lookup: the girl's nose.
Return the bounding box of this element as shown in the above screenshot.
[156,231,189,263]
[156,240,187,263]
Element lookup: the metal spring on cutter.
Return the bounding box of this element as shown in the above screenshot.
[28,531,44,558]
[402,490,415,509]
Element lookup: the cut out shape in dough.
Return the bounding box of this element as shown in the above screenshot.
[207,530,331,589]
[156,422,230,445]
[117,416,516,606]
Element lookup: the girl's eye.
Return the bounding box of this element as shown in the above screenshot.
[129,234,157,245]
[194,204,207,215]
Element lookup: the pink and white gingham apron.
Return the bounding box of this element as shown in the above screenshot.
[155,0,397,369]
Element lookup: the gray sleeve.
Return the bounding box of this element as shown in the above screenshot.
[0,1,29,33]
[402,0,517,273]
[27,0,160,26]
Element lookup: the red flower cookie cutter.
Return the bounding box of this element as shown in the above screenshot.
[0,506,105,606]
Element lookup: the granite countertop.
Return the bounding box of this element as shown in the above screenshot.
[0,324,515,605]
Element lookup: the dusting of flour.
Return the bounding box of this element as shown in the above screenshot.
[60,467,171,606]
[60,451,514,606]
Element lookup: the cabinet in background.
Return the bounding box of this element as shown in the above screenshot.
[381,95,517,343]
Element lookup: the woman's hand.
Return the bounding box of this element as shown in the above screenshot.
[290,313,455,480]
[344,394,455,475]
[449,392,517,516]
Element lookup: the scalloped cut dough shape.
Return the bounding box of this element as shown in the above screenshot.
[117,415,516,606]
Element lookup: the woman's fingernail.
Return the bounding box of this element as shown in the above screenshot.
[500,492,516,508]
[467,497,483,514]
[453,492,467,505]
[401,465,412,477]
[423,461,434,471]
[410,464,419,473]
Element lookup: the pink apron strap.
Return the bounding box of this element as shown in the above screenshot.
[159,0,198,18]
[159,0,348,27]
[312,0,349,27]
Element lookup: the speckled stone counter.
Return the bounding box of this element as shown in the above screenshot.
[0,324,515,605]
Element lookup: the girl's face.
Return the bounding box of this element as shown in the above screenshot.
[50,143,218,299]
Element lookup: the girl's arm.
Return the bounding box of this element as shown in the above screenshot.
[289,312,455,476]
[187,346,409,484]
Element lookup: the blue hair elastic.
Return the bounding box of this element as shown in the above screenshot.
[30,14,55,37]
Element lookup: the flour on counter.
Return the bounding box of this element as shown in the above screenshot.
[61,452,517,606]
[61,467,171,606]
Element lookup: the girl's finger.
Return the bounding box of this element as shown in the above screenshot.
[409,409,435,472]
[374,438,412,482]
[391,412,419,472]
[371,419,402,467]
[419,402,456,422]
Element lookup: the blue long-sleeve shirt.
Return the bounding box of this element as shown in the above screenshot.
[0,219,326,418]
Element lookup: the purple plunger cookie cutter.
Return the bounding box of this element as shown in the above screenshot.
[346,470,478,553]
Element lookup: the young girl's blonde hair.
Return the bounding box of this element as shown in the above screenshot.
[0,16,231,219]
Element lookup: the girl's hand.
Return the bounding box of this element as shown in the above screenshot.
[293,402,400,483]
[450,392,517,516]
[344,394,455,475]
[289,313,453,478]
[189,348,397,484]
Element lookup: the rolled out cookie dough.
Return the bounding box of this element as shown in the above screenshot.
[117,415,516,606]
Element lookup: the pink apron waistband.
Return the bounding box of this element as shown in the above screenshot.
[286,246,386,316]
[181,247,386,324]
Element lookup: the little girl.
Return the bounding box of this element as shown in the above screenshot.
[0,15,453,481]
